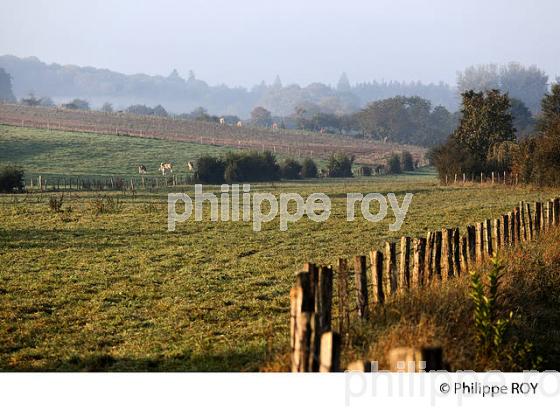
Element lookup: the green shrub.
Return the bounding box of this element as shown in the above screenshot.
[301,158,318,178]
[387,154,401,174]
[0,166,24,193]
[196,155,226,184]
[280,159,302,179]
[400,150,414,171]
[326,153,354,177]
[470,259,512,356]
[223,151,280,183]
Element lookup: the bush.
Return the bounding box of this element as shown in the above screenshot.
[301,158,318,178]
[430,138,485,182]
[280,159,302,179]
[196,151,282,184]
[400,151,414,171]
[326,153,354,177]
[91,196,122,215]
[0,166,24,193]
[223,151,280,183]
[387,154,402,174]
[48,194,64,213]
[196,155,226,184]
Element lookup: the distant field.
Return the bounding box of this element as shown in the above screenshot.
[0,104,426,164]
[0,125,238,178]
[1,171,557,371]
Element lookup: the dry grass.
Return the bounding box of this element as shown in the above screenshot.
[266,228,560,371]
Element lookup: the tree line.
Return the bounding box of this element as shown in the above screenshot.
[430,84,560,186]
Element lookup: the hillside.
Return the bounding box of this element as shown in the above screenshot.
[0,105,426,166]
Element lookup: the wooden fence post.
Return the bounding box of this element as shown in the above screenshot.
[433,231,442,281]
[290,271,314,372]
[370,250,384,305]
[553,198,560,226]
[546,201,554,231]
[475,222,484,264]
[385,242,397,295]
[533,202,542,238]
[466,225,476,264]
[509,211,516,246]
[525,203,533,241]
[319,332,341,372]
[452,228,461,276]
[492,218,501,254]
[317,266,333,333]
[354,256,369,319]
[425,232,434,283]
[441,228,454,281]
[337,259,349,342]
[304,262,319,370]
[484,219,493,257]
[399,237,411,290]
[519,202,527,242]
[422,347,444,371]
[412,238,426,287]
[460,235,469,273]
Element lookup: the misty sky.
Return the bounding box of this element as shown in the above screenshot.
[1,0,559,87]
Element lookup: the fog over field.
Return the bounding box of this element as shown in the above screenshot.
[1,0,559,86]
[0,0,559,116]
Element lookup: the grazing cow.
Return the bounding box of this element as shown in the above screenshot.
[236,121,243,127]
[138,164,147,174]
[159,162,173,176]
[187,161,194,172]
[219,117,225,125]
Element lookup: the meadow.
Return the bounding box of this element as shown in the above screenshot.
[1,171,558,370]
[0,124,234,179]
[1,125,559,371]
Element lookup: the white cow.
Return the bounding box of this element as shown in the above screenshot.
[138,164,147,174]
[219,117,225,125]
[159,162,173,176]
[236,121,243,127]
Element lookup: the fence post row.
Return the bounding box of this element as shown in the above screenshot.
[289,196,560,371]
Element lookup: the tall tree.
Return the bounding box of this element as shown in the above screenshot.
[538,83,560,134]
[456,64,500,93]
[451,89,515,162]
[337,72,351,93]
[499,62,548,114]
[250,106,272,127]
[0,68,16,102]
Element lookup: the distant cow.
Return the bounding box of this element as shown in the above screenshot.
[187,161,194,172]
[272,122,278,130]
[219,117,225,125]
[138,164,147,174]
[159,162,173,175]
[236,121,243,127]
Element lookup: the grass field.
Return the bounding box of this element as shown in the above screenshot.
[0,125,236,178]
[1,166,558,370]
